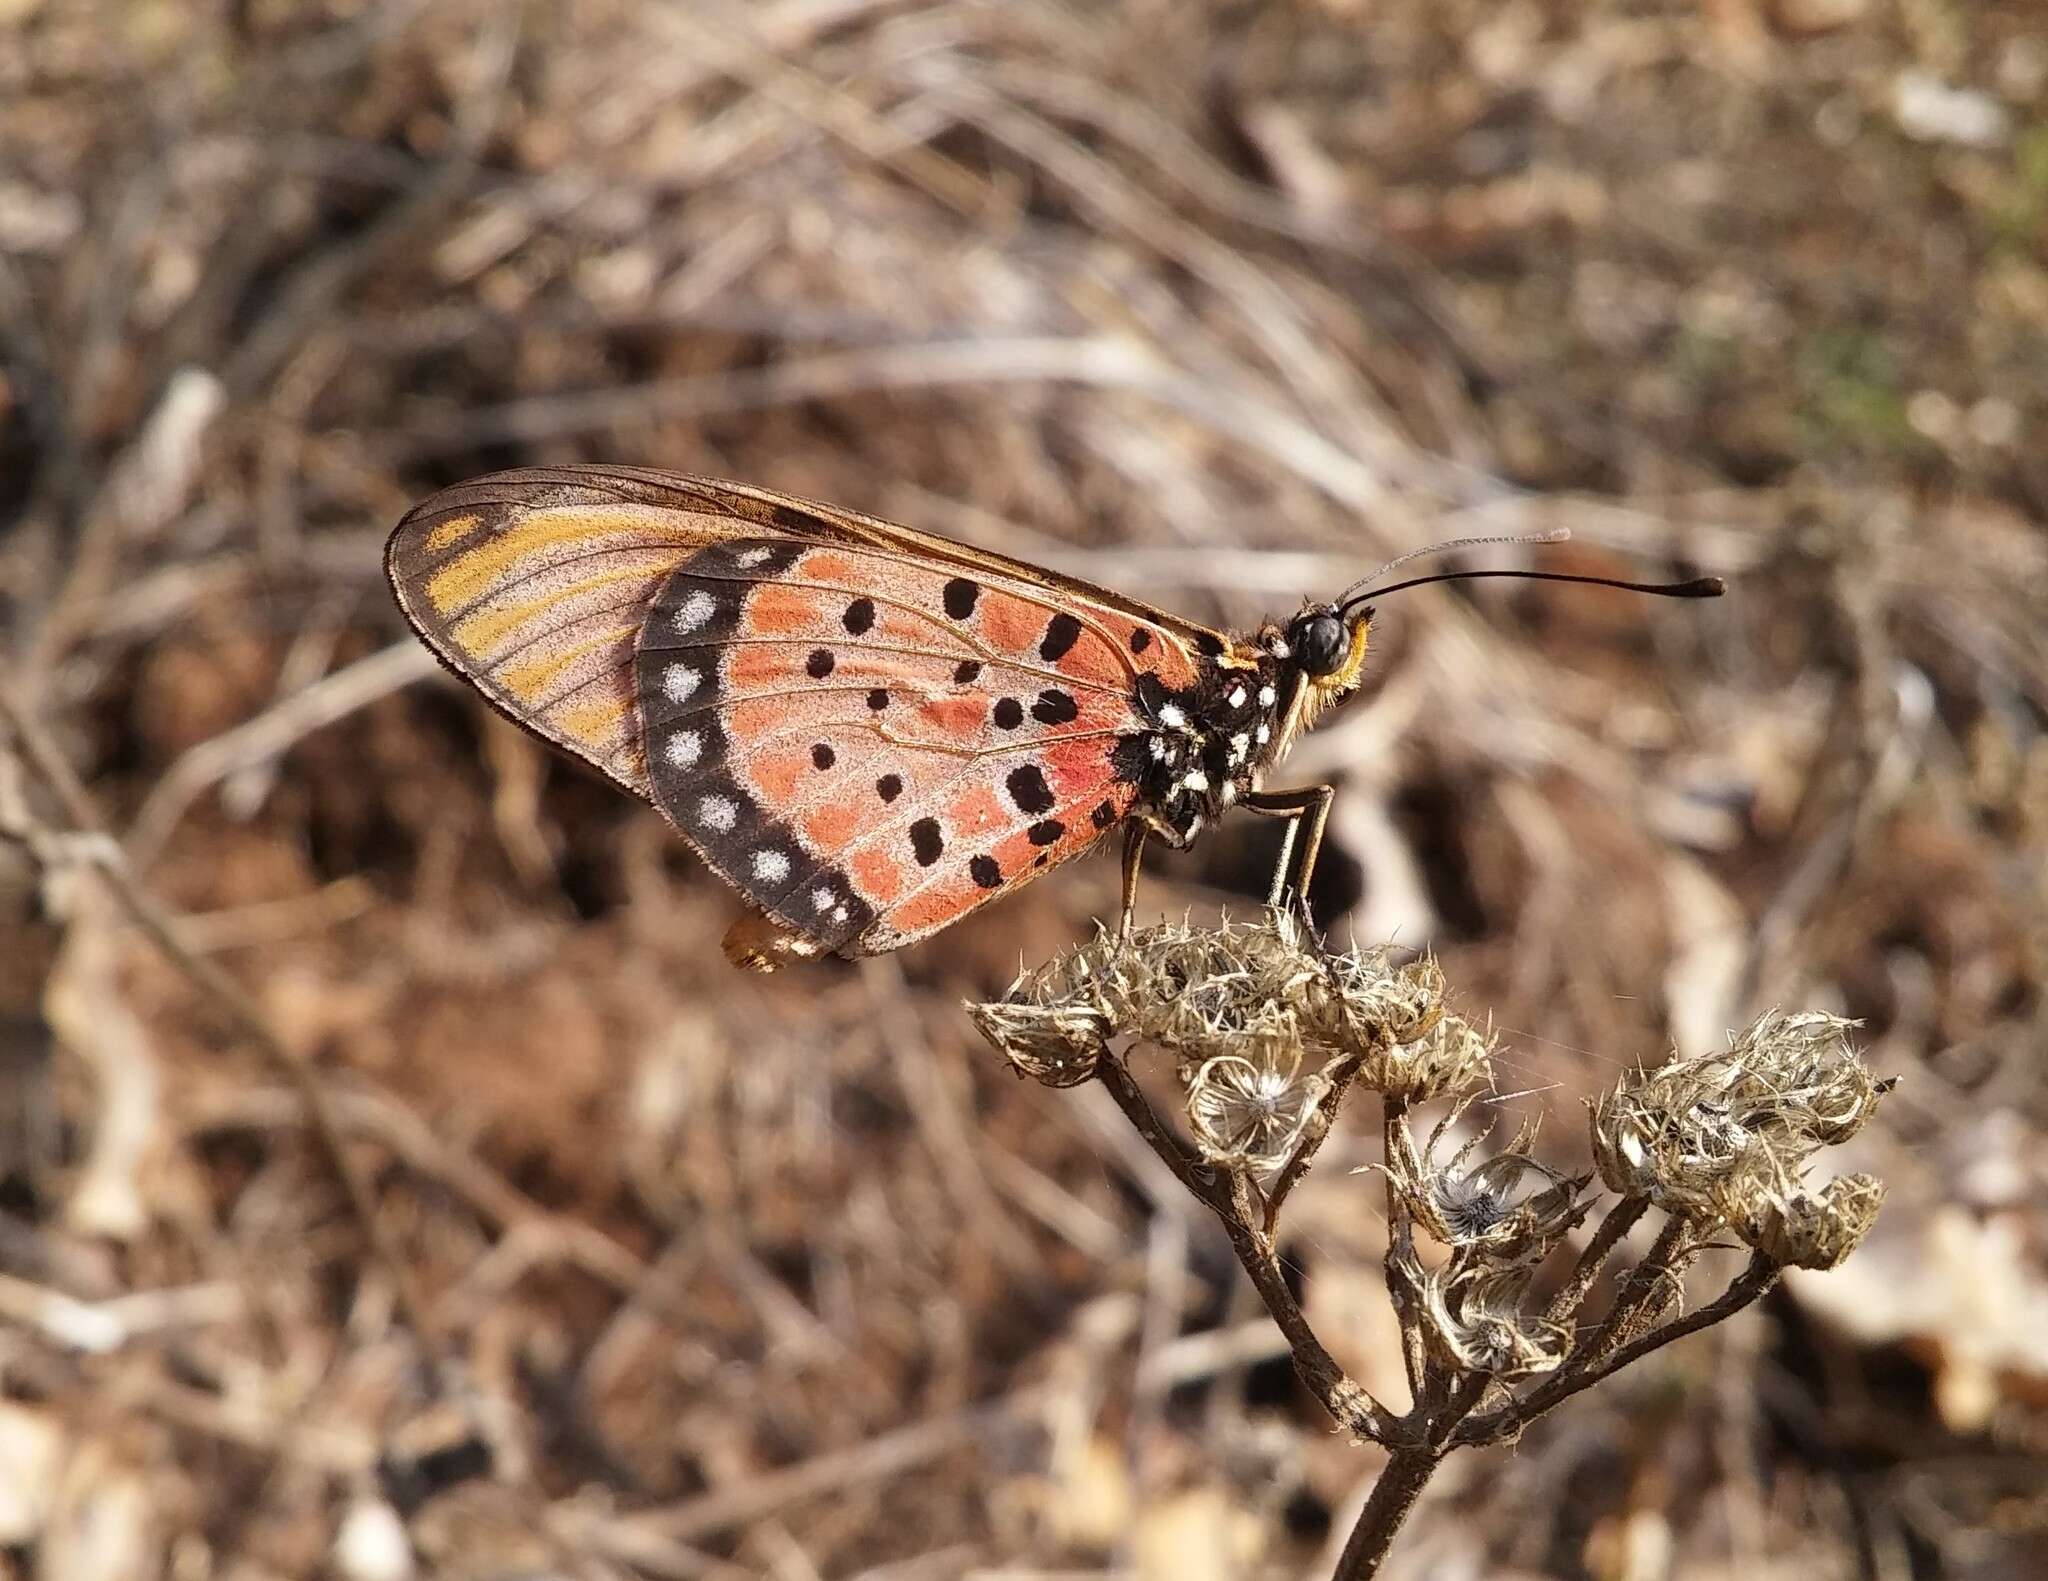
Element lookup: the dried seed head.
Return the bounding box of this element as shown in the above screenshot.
[1381,1102,1591,1265]
[1353,1007,1495,1104]
[1391,1246,1568,1379]
[969,913,1477,1102]
[969,996,1111,1087]
[1184,1032,1324,1173]
[1713,1152,1886,1271]
[1588,1009,1888,1232]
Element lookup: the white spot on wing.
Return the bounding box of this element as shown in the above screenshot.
[811,886,834,912]
[752,847,791,883]
[832,905,849,924]
[1227,685,1247,710]
[665,730,702,768]
[1148,737,1167,760]
[1255,722,1271,744]
[697,794,737,831]
[672,590,717,634]
[1257,684,1277,707]
[1159,703,1187,729]
[663,663,702,703]
[735,546,773,568]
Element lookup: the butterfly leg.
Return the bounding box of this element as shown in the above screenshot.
[1243,784,1335,918]
[1117,821,1148,944]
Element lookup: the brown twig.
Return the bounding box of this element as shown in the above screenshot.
[1094,1056,1397,1444]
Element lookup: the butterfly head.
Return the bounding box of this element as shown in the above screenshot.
[1265,602,1373,748]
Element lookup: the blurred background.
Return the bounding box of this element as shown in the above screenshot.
[2,1,2045,1577]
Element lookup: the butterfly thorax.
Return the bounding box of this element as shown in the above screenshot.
[1111,635,1293,848]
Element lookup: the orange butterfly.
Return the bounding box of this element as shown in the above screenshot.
[387,466,1719,969]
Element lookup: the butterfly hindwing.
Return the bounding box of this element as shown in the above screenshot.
[635,534,1146,954]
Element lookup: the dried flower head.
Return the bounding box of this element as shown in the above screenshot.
[1391,1246,1568,1379]
[970,913,1482,1101]
[1353,1006,1496,1104]
[1381,1104,1591,1265]
[1712,1151,1887,1270]
[1589,1009,1887,1227]
[969,996,1111,1086]
[1184,1032,1324,1172]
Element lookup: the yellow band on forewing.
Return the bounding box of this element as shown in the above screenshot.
[498,624,637,702]
[423,508,696,615]
[551,696,631,744]
[421,513,483,552]
[450,566,665,655]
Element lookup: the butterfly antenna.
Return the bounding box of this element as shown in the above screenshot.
[1333,527,1571,609]
[1342,566,1725,612]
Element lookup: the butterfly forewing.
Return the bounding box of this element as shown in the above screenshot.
[387,466,1231,959]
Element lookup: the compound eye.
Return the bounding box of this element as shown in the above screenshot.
[1297,614,1347,676]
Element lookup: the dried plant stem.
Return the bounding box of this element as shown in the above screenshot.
[1379,1096,1429,1402]
[1332,1446,1440,1579]
[1544,1194,1650,1325]
[1454,1251,1781,1447]
[1094,1056,1396,1444]
[1578,1215,1694,1364]
[1263,1045,1369,1233]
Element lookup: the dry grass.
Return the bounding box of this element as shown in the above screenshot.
[1,1,2044,1576]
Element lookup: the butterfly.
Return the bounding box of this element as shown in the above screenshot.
[386,465,1720,970]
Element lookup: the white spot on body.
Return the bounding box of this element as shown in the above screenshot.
[1182,770,1210,793]
[663,663,702,703]
[697,794,737,831]
[1158,703,1187,729]
[672,590,717,634]
[1229,733,1249,761]
[1220,781,1237,805]
[1269,638,1291,659]
[752,847,792,883]
[1255,722,1271,744]
[1227,685,1247,710]
[735,546,773,568]
[1148,737,1167,760]
[1257,684,1277,707]
[810,886,835,912]
[665,730,702,769]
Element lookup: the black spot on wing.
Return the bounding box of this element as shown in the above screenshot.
[867,689,889,711]
[954,660,982,685]
[811,743,835,770]
[842,598,875,635]
[943,578,979,620]
[1091,800,1119,829]
[1005,764,1056,815]
[806,648,835,678]
[993,697,1023,730]
[969,854,1003,889]
[1027,820,1064,846]
[909,817,944,866]
[1031,688,1079,725]
[1039,613,1082,662]
[1130,628,1152,653]
[877,774,903,802]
